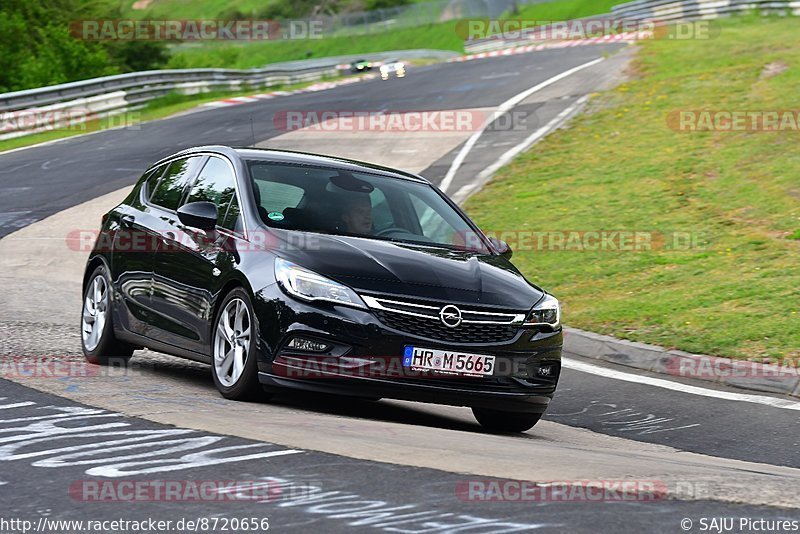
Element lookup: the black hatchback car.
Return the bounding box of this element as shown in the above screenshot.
[81,146,562,432]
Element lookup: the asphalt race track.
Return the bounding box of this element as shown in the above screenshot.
[1,44,799,532]
[0,44,626,237]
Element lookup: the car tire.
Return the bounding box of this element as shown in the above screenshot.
[81,265,134,366]
[472,408,543,433]
[211,287,263,401]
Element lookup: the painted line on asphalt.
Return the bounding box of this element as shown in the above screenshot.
[438,56,604,194]
[452,95,589,204]
[563,358,800,411]
[0,401,36,410]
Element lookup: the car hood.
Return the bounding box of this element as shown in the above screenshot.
[275,232,544,311]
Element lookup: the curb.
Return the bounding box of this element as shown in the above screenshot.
[456,32,644,61]
[563,327,800,398]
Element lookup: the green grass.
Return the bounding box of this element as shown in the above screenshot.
[514,0,624,20]
[125,0,626,69]
[123,0,620,20]
[122,0,276,19]
[464,15,800,361]
[0,75,341,153]
[166,21,464,69]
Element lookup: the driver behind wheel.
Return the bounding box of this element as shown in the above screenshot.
[340,193,373,235]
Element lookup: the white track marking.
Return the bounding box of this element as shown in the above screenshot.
[452,95,588,204]
[563,358,800,411]
[0,401,36,410]
[439,57,604,193]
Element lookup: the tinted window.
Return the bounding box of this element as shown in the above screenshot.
[410,193,456,245]
[142,164,167,199]
[222,197,241,231]
[184,157,237,226]
[370,188,393,230]
[149,156,204,211]
[255,181,304,214]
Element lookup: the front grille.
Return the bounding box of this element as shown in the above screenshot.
[373,310,518,343]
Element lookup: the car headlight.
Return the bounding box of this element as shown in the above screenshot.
[525,294,560,327]
[274,258,367,309]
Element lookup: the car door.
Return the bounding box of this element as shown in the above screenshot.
[141,155,207,346]
[148,155,242,354]
[109,164,168,337]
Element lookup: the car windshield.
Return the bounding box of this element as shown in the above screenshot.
[247,161,490,253]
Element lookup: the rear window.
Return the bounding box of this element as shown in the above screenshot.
[254,181,304,214]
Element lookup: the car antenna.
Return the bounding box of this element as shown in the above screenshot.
[249,116,256,148]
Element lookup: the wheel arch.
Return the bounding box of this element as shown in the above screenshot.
[210,273,255,333]
[83,255,110,293]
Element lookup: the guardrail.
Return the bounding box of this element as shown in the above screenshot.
[464,0,800,53]
[0,49,458,141]
[612,0,800,20]
[0,64,339,141]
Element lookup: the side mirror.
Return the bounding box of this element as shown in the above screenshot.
[489,237,513,259]
[178,201,217,231]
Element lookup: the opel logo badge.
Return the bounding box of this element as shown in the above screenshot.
[439,305,462,328]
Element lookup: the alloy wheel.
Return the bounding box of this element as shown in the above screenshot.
[81,274,108,352]
[214,298,251,387]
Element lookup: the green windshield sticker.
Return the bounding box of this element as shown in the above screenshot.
[268,212,284,221]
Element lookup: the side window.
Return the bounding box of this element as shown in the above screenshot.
[409,193,455,244]
[222,197,241,231]
[149,156,204,211]
[142,164,167,199]
[184,157,237,227]
[370,188,394,230]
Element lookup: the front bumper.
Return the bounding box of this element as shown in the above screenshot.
[253,284,562,413]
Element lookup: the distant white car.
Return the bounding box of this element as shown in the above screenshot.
[379,59,406,80]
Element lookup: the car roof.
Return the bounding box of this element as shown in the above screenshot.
[167,145,430,184]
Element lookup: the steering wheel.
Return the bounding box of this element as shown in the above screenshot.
[375,226,409,237]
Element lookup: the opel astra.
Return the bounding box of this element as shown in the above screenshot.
[81,146,562,432]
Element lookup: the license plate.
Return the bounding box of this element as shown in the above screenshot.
[402,346,495,377]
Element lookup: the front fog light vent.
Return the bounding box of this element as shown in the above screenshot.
[287,337,330,352]
[536,364,556,378]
